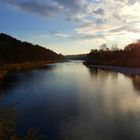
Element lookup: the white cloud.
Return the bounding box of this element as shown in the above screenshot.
[49,30,71,38]
[1,0,140,49]
[73,0,140,48]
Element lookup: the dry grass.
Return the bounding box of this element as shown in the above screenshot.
[0,61,57,79]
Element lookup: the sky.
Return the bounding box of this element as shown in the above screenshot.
[0,0,140,55]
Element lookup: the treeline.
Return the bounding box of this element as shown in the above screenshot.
[65,54,86,60]
[0,33,64,64]
[84,40,140,68]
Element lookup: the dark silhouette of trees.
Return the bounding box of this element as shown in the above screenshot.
[0,33,64,64]
[84,40,140,68]
[65,54,86,60]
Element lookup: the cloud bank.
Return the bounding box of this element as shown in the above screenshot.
[1,0,140,48]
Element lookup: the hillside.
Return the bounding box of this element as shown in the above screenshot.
[0,33,64,79]
[0,33,63,64]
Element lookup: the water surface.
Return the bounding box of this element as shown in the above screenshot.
[0,61,140,140]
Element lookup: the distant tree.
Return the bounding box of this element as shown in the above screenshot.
[111,44,118,51]
[99,43,109,51]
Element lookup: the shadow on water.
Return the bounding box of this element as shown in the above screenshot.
[36,64,57,71]
[0,75,19,94]
[88,67,98,76]
[0,64,57,95]
[131,75,140,92]
[87,66,119,82]
[87,66,140,92]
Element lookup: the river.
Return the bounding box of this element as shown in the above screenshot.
[0,60,140,140]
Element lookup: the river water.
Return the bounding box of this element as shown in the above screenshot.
[0,61,140,140]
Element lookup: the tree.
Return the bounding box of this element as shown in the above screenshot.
[99,43,109,51]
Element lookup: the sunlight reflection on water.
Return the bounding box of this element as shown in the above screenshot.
[0,61,140,140]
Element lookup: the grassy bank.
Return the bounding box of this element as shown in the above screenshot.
[0,105,47,140]
[0,61,58,79]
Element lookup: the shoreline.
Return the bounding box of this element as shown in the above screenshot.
[0,61,61,79]
[85,64,140,75]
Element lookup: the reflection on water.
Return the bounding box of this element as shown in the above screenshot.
[132,76,140,91]
[0,61,140,140]
[0,75,19,95]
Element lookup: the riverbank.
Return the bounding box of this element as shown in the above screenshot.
[83,60,140,68]
[0,61,60,79]
[84,64,140,75]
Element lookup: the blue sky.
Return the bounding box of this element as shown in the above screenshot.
[0,0,140,55]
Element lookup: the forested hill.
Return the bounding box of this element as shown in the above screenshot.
[0,33,63,64]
